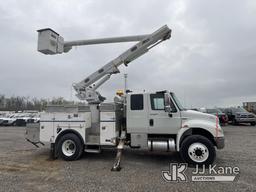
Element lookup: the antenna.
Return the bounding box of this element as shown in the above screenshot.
[124,74,128,93]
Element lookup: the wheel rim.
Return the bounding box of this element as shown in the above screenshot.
[188,142,209,163]
[62,139,76,157]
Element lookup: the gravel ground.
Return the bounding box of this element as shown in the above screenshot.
[0,125,256,192]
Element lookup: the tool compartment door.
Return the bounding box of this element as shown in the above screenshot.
[40,113,54,143]
[25,123,40,143]
[100,112,117,145]
[100,122,116,145]
[53,113,87,128]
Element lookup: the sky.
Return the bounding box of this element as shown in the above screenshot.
[0,0,256,108]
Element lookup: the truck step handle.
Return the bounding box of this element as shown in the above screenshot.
[149,119,154,126]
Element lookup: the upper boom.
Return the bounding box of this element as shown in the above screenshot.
[37,25,172,104]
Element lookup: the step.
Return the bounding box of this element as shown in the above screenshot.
[84,146,101,153]
[84,148,101,153]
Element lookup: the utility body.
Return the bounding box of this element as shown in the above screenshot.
[25,25,224,169]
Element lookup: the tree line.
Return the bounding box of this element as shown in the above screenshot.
[0,95,79,111]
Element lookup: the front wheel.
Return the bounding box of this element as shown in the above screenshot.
[180,135,216,165]
[232,119,238,125]
[57,133,83,161]
[251,122,256,126]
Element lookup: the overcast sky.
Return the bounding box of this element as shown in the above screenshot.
[0,0,256,108]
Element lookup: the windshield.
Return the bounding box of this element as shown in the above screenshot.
[233,107,247,113]
[170,92,185,111]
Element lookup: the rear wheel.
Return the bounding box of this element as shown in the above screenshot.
[57,133,83,161]
[180,135,216,165]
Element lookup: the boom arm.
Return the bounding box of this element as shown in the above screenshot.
[37,25,171,104]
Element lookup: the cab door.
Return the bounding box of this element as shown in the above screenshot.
[127,94,149,133]
[148,93,181,134]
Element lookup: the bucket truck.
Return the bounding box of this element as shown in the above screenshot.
[25,25,224,170]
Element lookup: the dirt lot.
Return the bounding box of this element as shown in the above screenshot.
[0,125,256,192]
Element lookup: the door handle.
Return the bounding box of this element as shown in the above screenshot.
[149,119,154,126]
[150,113,158,115]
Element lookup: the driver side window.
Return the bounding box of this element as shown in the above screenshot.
[152,97,165,110]
[150,93,177,112]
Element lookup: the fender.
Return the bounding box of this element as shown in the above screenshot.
[54,128,85,145]
[176,119,224,151]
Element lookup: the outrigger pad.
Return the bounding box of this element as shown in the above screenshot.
[111,150,122,172]
[111,166,122,172]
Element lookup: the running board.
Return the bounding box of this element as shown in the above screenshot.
[84,146,101,153]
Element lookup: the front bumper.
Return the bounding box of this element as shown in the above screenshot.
[236,118,256,123]
[215,137,225,149]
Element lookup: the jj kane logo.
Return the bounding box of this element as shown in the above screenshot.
[162,163,188,182]
[162,163,240,182]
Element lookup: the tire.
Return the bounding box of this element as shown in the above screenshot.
[180,135,216,166]
[251,122,256,126]
[232,119,237,125]
[57,133,83,161]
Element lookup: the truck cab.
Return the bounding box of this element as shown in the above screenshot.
[126,91,225,165]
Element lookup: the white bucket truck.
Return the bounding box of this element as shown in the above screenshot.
[25,25,224,170]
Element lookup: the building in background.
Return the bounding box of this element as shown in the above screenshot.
[243,102,256,114]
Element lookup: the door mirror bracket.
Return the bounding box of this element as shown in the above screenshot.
[164,105,171,113]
